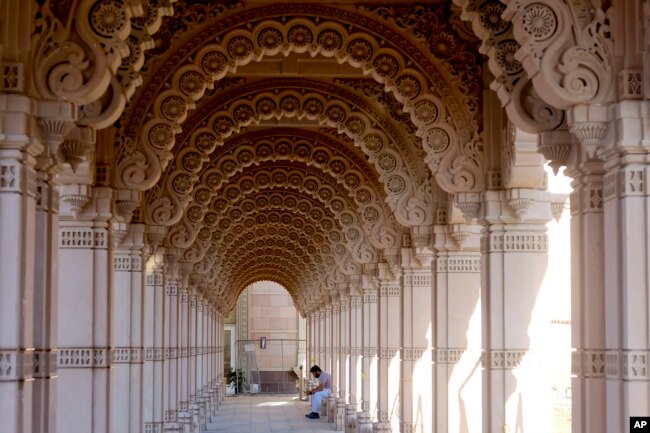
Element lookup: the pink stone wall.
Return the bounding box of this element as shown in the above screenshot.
[246,281,299,371]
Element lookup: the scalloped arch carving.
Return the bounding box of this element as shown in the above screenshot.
[116,16,483,203]
[133,85,436,229]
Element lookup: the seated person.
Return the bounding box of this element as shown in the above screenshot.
[305,365,331,419]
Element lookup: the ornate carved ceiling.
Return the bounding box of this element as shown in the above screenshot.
[35,0,497,314]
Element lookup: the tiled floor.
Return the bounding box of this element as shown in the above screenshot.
[205,394,336,433]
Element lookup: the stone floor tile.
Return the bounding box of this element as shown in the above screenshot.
[205,394,335,433]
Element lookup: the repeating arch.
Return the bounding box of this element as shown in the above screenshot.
[172,165,381,264]
[137,81,436,230]
[163,140,399,252]
[117,15,483,202]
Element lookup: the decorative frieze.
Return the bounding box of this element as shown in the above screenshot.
[58,348,109,368]
[60,228,95,248]
[350,347,362,356]
[621,168,645,196]
[114,254,131,271]
[402,347,427,361]
[379,348,399,359]
[483,350,535,369]
[164,410,178,422]
[145,347,164,361]
[32,349,58,378]
[166,282,178,296]
[350,297,362,309]
[572,349,605,378]
[436,256,481,273]
[363,347,377,357]
[435,348,466,364]
[363,290,377,303]
[2,62,24,92]
[604,172,617,200]
[379,286,400,297]
[112,347,132,363]
[0,163,21,192]
[403,273,432,287]
[486,233,547,253]
[0,349,35,381]
[145,422,162,433]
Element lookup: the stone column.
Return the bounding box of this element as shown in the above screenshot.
[129,225,146,433]
[215,310,223,406]
[318,310,325,368]
[592,101,650,432]
[177,267,191,430]
[400,228,435,433]
[480,189,554,433]
[432,224,482,433]
[347,280,363,410]
[325,304,333,375]
[188,290,199,431]
[0,94,48,433]
[32,147,61,433]
[111,223,145,433]
[297,312,307,379]
[143,244,166,433]
[56,186,113,433]
[360,266,378,424]
[564,142,606,433]
[196,296,207,430]
[338,291,350,430]
[375,263,401,433]
[332,298,341,394]
[163,249,180,431]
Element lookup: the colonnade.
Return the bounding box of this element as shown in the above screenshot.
[305,186,558,433]
[0,97,225,433]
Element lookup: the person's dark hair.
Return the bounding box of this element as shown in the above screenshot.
[310,365,321,373]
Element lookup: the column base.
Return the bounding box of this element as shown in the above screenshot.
[144,422,163,433]
[336,397,346,431]
[163,422,182,432]
[327,394,337,423]
[372,421,392,433]
[345,405,358,433]
[357,411,373,433]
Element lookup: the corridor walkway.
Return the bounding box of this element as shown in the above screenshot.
[206,395,335,433]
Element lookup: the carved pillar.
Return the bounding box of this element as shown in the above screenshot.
[480,189,554,433]
[360,266,378,423]
[32,145,61,433]
[347,281,363,427]
[375,263,401,433]
[0,95,46,433]
[432,223,482,433]
[163,249,180,431]
[193,294,205,431]
[332,298,341,395]
[318,310,325,368]
[177,266,191,430]
[111,223,145,433]
[129,225,146,433]
[325,304,333,376]
[143,247,165,433]
[188,291,199,432]
[595,101,650,432]
[401,228,435,433]
[56,186,113,433]
[298,311,307,380]
[564,143,606,433]
[338,290,350,430]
